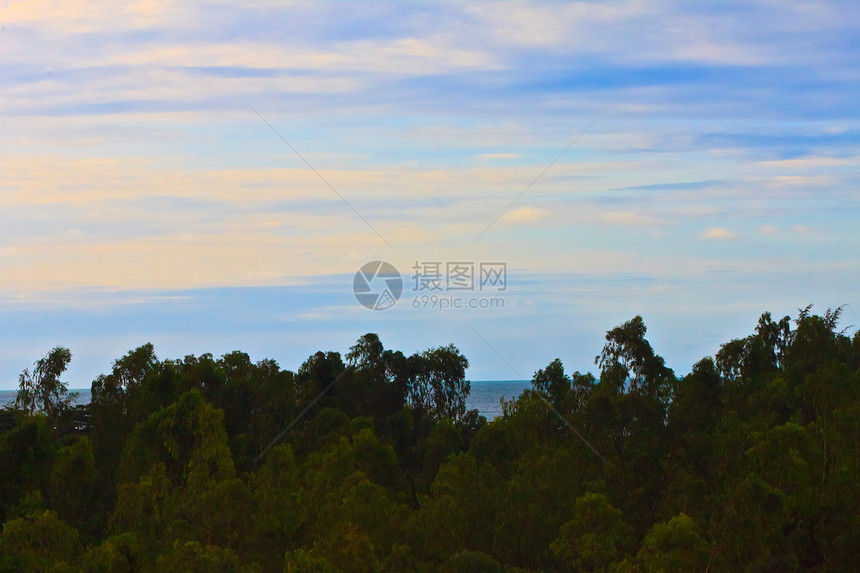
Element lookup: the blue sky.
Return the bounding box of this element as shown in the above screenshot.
[1,0,858,389]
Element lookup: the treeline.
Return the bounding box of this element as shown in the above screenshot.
[1,306,859,571]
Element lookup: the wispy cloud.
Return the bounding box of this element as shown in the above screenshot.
[601,211,664,227]
[701,227,738,240]
[499,206,549,225]
[1,0,859,387]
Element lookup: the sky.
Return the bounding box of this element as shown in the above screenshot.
[1,0,858,389]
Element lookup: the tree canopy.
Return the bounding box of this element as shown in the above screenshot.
[2,307,859,571]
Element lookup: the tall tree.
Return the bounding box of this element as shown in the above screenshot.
[15,347,75,419]
[551,492,635,572]
[595,316,673,402]
[410,344,470,422]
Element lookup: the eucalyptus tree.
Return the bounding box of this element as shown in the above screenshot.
[15,346,75,419]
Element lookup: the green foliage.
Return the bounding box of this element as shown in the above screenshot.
[0,509,79,572]
[595,316,674,403]
[81,532,142,572]
[284,521,380,573]
[0,415,57,523]
[447,549,503,573]
[89,344,159,469]
[49,436,101,539]
[414,417,464,493]
[118,389,235,488]
[551,492,635,572]
[2,314,859,570]
[415,452,499,563]
[636,514,711,572]
[532,357,570,410]
[14,347,75,419]
[155,540,242,572]
[410,344,471,422]
[492,447,588,568]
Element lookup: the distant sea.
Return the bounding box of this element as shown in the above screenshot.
[0,389,93,409]
[466,380,531,419]
[0,380,531,421]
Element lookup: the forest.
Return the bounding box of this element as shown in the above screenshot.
[1,306,859,572]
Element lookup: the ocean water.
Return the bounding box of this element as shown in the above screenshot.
[0,389,92,409]
[0,380,530,421]
[466,380,531,419]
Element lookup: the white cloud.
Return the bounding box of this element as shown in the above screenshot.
[771,175,837,187]
[758,156,859,169]
[464,0,778,65]
[474,153,521,161]
[103,38,499,76]
[499,206,549,225]
[601,210,663,227]
[1,0,194,32]
[0,0,857,306]
[701,227,737,240]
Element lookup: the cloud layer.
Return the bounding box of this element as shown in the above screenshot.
[1,0,858,386]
